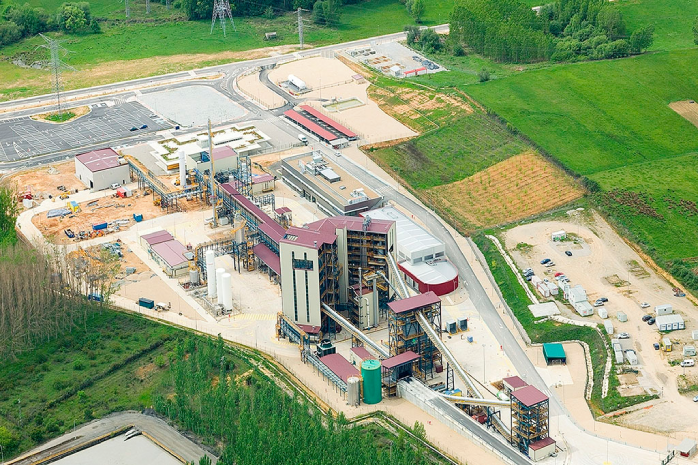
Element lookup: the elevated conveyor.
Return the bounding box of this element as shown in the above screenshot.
[321,303,389,359]
[386,252,409,298]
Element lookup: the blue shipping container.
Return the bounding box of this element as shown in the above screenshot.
[93,222,108,231]
[138,298,155,309]
[133,213,143,222]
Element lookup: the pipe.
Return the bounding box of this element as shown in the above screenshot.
[386,252,409,299]
[321,303,389,358]
[375,270,404,299]
[440,394,511,408]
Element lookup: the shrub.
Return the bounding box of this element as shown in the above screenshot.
[478,68,491,82]
[452,42,465,56]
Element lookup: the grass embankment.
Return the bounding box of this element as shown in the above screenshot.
[466,49,698,294]
[0,0,452,100]
[473,233,657,415]
[0,308,450,464]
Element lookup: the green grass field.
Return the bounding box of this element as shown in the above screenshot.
[616,0,698,51]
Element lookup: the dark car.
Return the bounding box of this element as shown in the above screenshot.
[140,124,148,129]
[653,343,660,350]
[599,297,609,302]
[540,258,551,264]
[130,126,138,131]
[647,317,656,325]
[642,314,653,322]
[565,250,573,256]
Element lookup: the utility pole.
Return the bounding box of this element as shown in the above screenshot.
[297,8,304,49]
[211,0,236,37]
[125,0,130,17]
[146,0,150,14]
[38,34,74,118]
[165,0,171,9]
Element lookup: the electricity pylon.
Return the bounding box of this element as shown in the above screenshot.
[38,34,75,117]
[211,0,235,37]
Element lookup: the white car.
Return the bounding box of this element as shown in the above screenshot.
[640,302,650,308]
[681,359,695,368]
[617,332,630,339]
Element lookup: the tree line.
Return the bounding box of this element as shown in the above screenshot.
[157,336,438,465]
[0,2,100,47]
[449,0,655,63]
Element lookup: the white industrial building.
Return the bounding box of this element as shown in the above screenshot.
[563,283,593,317]
[363,206,458,296]
[655,314,685,332]
[75,148,130,191]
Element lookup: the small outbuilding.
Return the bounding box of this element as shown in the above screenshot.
[551,230,566,241]
[542,343,566,365]
[502,375,528,395]
[603,320,614,335]
[75,148,129,191]
[656,314,685,332]
[677,438,697,458]
[655,304,673,316]
[617,311,628,322]
[529,437,556,462]
[683,345,696,357]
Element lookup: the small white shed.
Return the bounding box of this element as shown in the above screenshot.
[598,307,608,319]
[655,304,673,316]
[603,320,614,335]
[683,345,696,357]
[617,312,628,322]
[551,230,567,241]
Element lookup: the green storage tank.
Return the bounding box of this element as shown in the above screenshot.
[361,359,382,404]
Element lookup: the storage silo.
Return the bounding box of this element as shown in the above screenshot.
[205,250,216,298]
[222,273,233,310]
[215,268,225,301]
[189,269,199,285]
[361,359,382,405]
[347,376,361,407]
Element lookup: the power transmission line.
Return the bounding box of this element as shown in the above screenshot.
[37,34,75,117]
[211,0,236,37]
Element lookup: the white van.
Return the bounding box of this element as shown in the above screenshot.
[298,134,308,145]
[681,359,695,367]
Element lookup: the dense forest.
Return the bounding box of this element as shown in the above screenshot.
[449,0,655,63]
[157,336,436,465]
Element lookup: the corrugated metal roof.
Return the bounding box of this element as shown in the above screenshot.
[364,206,443,260]
[503,376,527,389]
[150,240,189,268]
[512,385,548,407]
[252,243,280,275]
[211,146,236,161]
[75,148,121,172]
[350,346,374,360]
[529,437,555,450]
[388,292,440,314]
[319,353,359,382]
[284,109,338,142]
[381,351,420,369]
[300,104,357,138]
[141,230,174,246]
[220,183,286,243]
[656,314,684,324]
[281,216,393,250]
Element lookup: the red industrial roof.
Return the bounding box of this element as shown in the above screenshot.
[220,183,286,243]
[75,148,121,172]
[326,216,393,234]
[150,240,189,268]
[212,146,237,161]
[253,243,281,275]
[381,351,420,369]
[300,105,357,138]
[388,292,440,314]
[503,376,528,389]
[350,346,374,360]
[320,353,359,383]
[529,437,555,451]
[252,174,274,184]
[281,216,393,250]
[512,385,549,407]
[275,207,291,214]
[297,324,321,335]
[282,225,337,249]
[284,109,338,142]
[141,230,174,246]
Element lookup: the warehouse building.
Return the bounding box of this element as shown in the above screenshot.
[363,206,458,295]
[282,152,382,216]
[75,148,130,191]
[279,215,397,330]
[655,314,685,332]
[140,229,190,277]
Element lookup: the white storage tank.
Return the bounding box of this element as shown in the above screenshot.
[347,376,361,406]
[206,250,217,298]
[222,273,233,310]
[178,149,187,188]
[189,269,199,285]
[216,268,225,301]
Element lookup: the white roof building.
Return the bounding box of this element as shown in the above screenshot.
[656,314,685,332]
[364,206,458,296]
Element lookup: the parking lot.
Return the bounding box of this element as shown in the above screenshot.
[0,101,170,162]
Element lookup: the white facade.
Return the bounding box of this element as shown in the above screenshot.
[551,230,566,241]
[75,156,129,191]
[655,304,673,316]
[656,314,685,331]
[604,320,614,334]
[280,243,322,326]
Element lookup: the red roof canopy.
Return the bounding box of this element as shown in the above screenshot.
[381,351,420,369]
[300,105,357,138]
[297,324,321,335]
[141,230,174,246]
[503,376,527,389]
[529,437,555,451]
[350,346,374,360]
[284,109,338,142]
[512,385,549,407]
[388,292,440,314]
[320,353,359,382]
[253,243,280,275]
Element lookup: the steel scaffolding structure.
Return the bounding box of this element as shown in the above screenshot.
[387,298,442,380]
[510,388,550,455]
[126,156,203,212]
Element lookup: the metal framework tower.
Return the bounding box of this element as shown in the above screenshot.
[297,8,304,49]
[211,0,236,36]
[124,0,130,17]
[146,0,151,14]
[38,34,74,117]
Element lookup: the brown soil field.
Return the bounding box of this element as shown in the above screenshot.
[426,152,584,228]
[669,100,698,128]
[33,190,206,244]
[9,159,86,200]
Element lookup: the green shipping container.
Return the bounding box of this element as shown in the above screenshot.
[361,359,382,404]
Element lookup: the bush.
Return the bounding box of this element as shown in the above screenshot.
[73,359,85,370]
[0,21,22,46]
[419,28,441,53]
[263,6,274,19]
[478,68,490,82]
[452,42,465,56]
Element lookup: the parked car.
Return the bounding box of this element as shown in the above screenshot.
[654,343,660,350]
[599,297,609,302]
[140,124,148,129]
[640,302,650,308]
[554,272,564,277]
[642,314,653,322]
[525,276,532,282]
[681,359,695,367]
[565,250,573,256]
[130,126,138,131]
[544,262,555,267]
[540,258,551,264]
[110,183,121,189]
[647,317,656,325]
[593,300,605,307]
[693,395,698,402]
[618,332,630,339]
